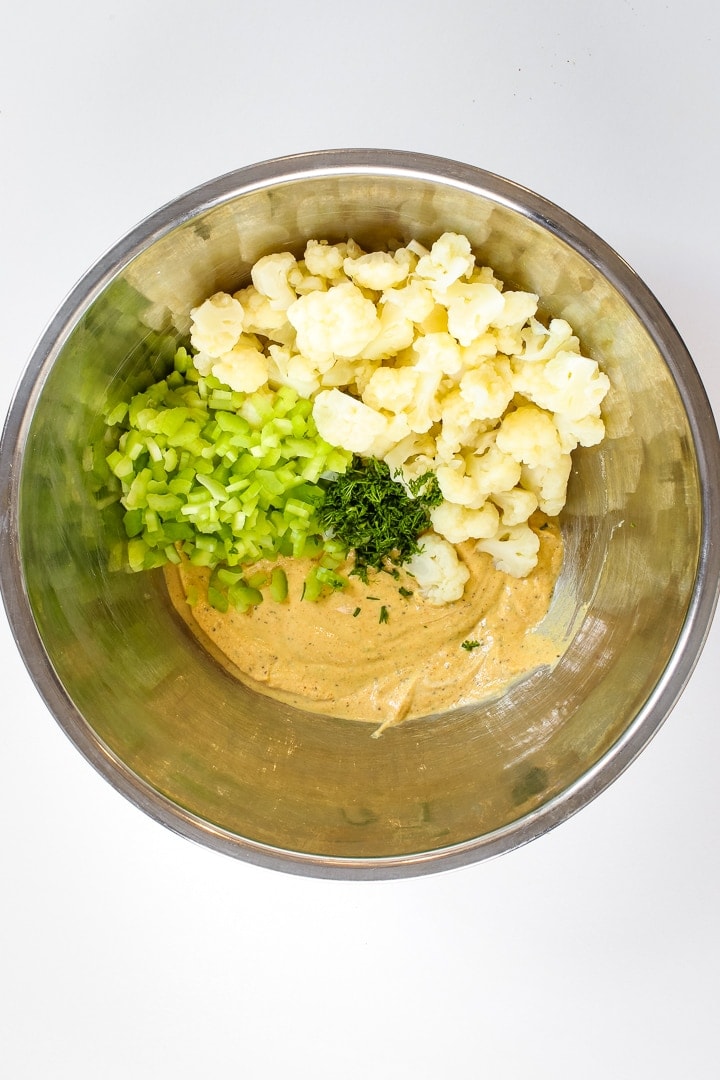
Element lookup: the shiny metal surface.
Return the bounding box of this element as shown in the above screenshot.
[1,149,719,878]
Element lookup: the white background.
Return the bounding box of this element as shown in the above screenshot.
[2,2,719,1077]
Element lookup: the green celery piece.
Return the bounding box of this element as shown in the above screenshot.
[270,567,288,602]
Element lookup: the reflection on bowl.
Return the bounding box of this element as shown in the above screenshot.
[1,149,719,878]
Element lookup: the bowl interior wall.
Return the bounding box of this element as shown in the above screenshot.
[17,171,701,859]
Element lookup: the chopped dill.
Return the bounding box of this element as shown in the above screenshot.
[398,586,414,598]
[461,639,481,651]
[318,456,442,582]
[379,605,389,624]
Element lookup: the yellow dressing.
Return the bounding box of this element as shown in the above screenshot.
[164,515,563,734]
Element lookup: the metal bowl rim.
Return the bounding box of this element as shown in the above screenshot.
[1,148,719,878]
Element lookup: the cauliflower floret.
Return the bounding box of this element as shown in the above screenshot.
[191,351,214,376]
[415,232,476,291]
[430,500,500,543]
[442,281,506,346]
[513,351,611,421]
[382,433,437,477]
[417,303,450,335]
[234,285,291,339]
[361,365,443,434]
[250,251,298,311]
[362,366,420,414]
[436,389,487,461]
[287,263,327,295]
[381,279,436,324]
[468,264,503,288]
[360,303,416,362]
[403,369,444,434]
[437,440,521,509]
[189,292,244,357]
[520,317,578,361]
[312,388,400,456]
[412,332,463,375]
[466,439,522,500]
[495,405,563,469]
[521,454,573,516]
[491,487,539,526]
[349,359,383,396]
[460,333,498,367]
[404,532,470,605]
[318,357,361,388]
[211,336,270,393]
[459,357,514,421]
[476,522,541,578]
[267,345,321,398]
[554,411,606,453]
[303,239,351,281]
[343,248,413,291]
[287,282,380,369]
[491,290,539,328]
[493,325,525,356]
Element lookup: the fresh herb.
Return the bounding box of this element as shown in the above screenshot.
[352,607,361,617]
[379,606,389,624]
[398,586,414,598]
[318,456,442,581]
[461,639,481,651]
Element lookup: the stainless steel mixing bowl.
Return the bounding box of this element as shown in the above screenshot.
[2,149,719,878]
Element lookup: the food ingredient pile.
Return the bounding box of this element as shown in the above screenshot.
[94,232,609,612]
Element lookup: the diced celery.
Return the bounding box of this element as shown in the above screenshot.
[270,567,288,602]
[207,585,229,612]
[189,547,215,567]
[316,565,347,590]
[123,508,144,538]
[302,568,324,602]
[228,583,263,610]
[215,567,244,586]
[127,538,148,572]
[105,401,129,427]
[163,447,178,472]
[163,522,194,542]
[283,498,313,520]
[146,492,183,513]
[196,474,227,502]
[94,344,356,587]
[106,450,134,480]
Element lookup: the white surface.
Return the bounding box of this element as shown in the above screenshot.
[2,2,719,1077]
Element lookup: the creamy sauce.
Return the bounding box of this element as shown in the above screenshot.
[164,515,564,733]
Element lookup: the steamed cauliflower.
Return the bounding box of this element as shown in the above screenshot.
[495,405,563,469]
[251,252,298,312]
[189,293,244,356]
[211,336,270,393]
[415,232,475,291]
[512,351,611,420]
[312,388,409,457]
[343,248,414,291]
[186,230,611,591]
[476,522,541,578]
[430,500,500,543]
[287,283,380,368]
[459,357,514,421]
[443,281,506,346]
[404,532,470,605]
